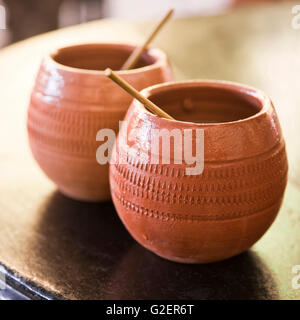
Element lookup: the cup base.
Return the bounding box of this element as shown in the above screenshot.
[145,246,244,264]
[58,185,111,203]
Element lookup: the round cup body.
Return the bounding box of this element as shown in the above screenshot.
[110,80,288,263]
[27,43,173,201]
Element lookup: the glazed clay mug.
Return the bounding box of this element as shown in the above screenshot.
[27,43,172,201]
[110,80,288,263]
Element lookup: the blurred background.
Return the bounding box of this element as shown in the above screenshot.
[0,0,287,48]
[0,0,299,301]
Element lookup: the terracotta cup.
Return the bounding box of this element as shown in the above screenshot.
[27,43,172,201]
[110,80,288,263]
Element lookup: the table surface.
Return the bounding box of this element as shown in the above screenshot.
[1,2,300,300]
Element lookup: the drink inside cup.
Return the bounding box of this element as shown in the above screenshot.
[110,80,288,263]
[27,43,173,202]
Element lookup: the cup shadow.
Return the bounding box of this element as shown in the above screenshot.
[107,245,279,300]
[31,190,133,299]
[32,191,278,300]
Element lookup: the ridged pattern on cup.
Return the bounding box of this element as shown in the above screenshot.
[109,81,288,263]
[27,43,173,201]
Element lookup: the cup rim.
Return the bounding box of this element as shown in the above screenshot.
[46,42,168,75]
[135,80,271,127]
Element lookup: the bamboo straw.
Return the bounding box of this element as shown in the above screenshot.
[105,68,174,120]
[121,8,174,70]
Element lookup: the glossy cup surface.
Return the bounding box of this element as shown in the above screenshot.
[27,43,173,201]
[110,80,288,263]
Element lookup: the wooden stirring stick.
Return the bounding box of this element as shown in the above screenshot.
[105,68,174,120]
[121,8,174,70]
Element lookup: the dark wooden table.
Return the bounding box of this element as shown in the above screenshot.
[0,2,300,299]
